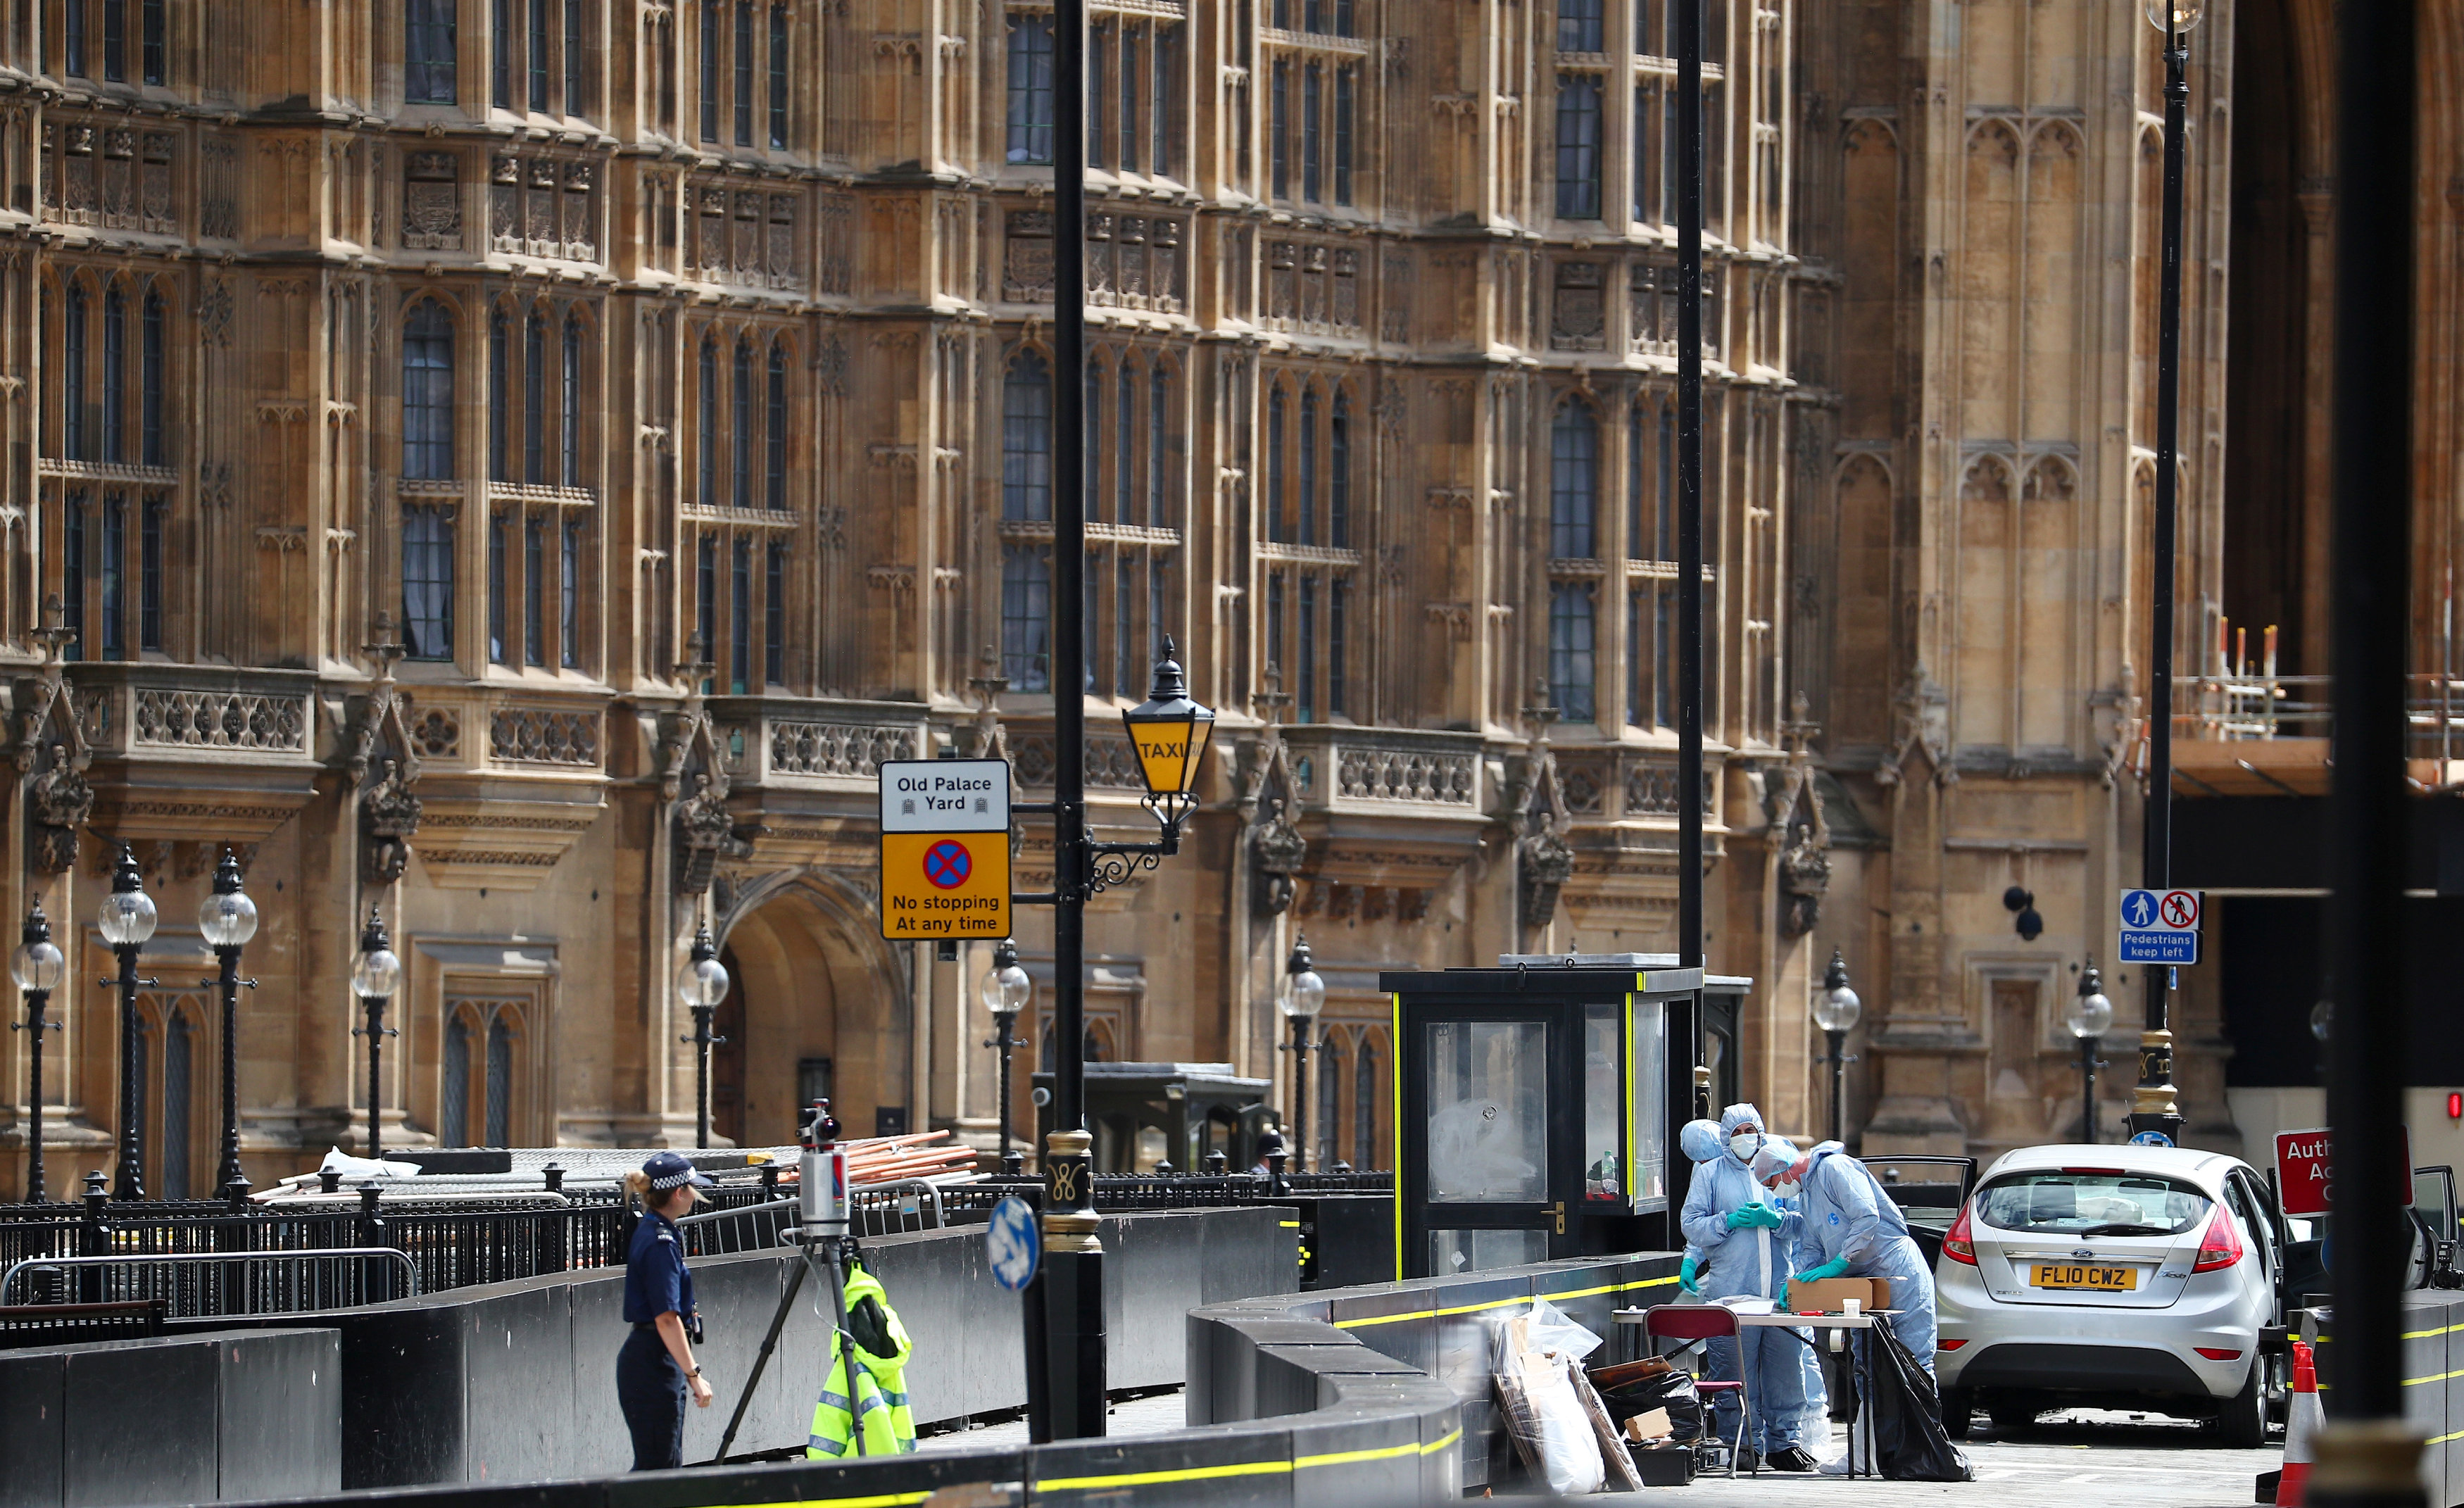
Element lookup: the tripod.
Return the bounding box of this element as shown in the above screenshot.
[711,1229,867,1464]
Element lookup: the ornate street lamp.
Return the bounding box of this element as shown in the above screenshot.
[2127,0,2201,1150]
[98,846,158,1200]
[2067,960,2115,1145]
[11,903,65,1202]
[197,851,258,1200]
[1813,949,1861,1147]
[1117,636,1218,843]
[676,924,729,1150]
[1278,935,1326,1174]
[349,906,401,1160]
[979,938,1032,1176]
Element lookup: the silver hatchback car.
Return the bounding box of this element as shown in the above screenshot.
[1933,1144,2286,1445]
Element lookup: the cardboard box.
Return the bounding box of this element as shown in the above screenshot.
[1786,1276,1893,1312]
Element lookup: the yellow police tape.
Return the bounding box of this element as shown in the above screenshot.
[1332,1274,1680,1329]
[738,1426,1468,1504]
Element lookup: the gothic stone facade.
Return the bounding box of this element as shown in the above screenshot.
[0,0,2452,1197]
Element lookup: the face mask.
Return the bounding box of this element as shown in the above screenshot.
[1730,1132,1764,1162]
[1770,1178,1802,1201]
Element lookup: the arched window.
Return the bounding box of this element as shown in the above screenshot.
[101,289,125,464]
[1297,391,1318,546]
[731,338,753,509]
[560,314,582,486]
[442,1016,472,1148]
[401,299,455,479]
[485,1014,515,1147]
[696,337,718,504]
[1317,1029,1343,1170]
[766,340,788,510]
[1000,544,1052,691]
[1083,360,1101,522]
[63,284,87,462]
[1354,1032,1381,1169]
[1328,394,1353,549]
[1117,363,1136,524]
[487,308,510,480]
[1000,351,1052,522]
[140,291,164,467]
[1148,366,1169,527]
[161,1010,193,1198]
[1266,387,1286,542]
[1551,400,1599,558]
[522,309,546,484]
[1549,582,1597,721]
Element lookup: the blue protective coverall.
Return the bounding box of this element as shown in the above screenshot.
[1677,1104,1821,1455]
[1784,1140,1938,1374]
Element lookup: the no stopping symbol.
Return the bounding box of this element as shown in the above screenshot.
[923,839,972,889]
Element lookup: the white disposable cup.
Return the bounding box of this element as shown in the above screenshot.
[1842,1297,1863,1317]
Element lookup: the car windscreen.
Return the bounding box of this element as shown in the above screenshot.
[1975,1169,2213,1238]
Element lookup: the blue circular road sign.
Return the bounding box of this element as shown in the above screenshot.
[987,1195,1039,1291]
[2129,1130,2175,1148]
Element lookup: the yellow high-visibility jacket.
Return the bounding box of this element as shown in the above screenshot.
[806,1263,916,1459]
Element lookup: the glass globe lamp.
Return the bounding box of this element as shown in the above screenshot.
[677,924,729,1010]
[98,848,157,948]
[351,910,402,1000]
[980,938,1031,1017]
[2143,0,2201,30]
[11,914,62,993]
[1279,936,1325,1022]
[1814,949,1861,1033]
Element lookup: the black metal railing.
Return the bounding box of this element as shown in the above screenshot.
[0,1167,1393,1316]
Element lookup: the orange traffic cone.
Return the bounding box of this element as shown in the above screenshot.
[2277,1340,2320,1507]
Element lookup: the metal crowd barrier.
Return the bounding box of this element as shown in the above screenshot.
[0,1248,420,1318]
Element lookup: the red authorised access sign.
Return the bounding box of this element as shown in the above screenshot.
[2273,1125,2410,1219]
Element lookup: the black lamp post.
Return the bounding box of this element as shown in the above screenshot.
[198,851,258,1200]
[1278,936,1326,1174]
[981,938,1031,1176]
[1812,949,1861,1147]
[2127,0,2199,1149]
[2066,960,2114,1145]
[349,906,401,1160]
[98,846,158,1200]
[677,924,729,1150]
[11,903,64,1202]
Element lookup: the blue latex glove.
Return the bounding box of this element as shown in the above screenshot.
[1679,1255,1699,1295]
[1726,1203,1783,1231]
[1794,1256,1849,1283]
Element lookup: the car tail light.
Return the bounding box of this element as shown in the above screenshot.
[1940,1338,1969,1352]
[1943,1200,1979,1266]
[2192,1209,2244,1273]
[2194,1347,2244,1362]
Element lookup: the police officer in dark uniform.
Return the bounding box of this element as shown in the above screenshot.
[617,1151,716,1469]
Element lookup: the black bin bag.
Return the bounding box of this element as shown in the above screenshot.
[1586,1359,1704,1444]
[1856,1315,1975,1481]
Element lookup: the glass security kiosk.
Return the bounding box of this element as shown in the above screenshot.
[1381,957,1722,1279]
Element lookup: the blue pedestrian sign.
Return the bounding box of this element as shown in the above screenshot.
[986,1195,1040,1292]
[2129,1130,2175,1148]
[2118,888,2201,965]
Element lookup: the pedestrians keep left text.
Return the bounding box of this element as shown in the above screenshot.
[879,759,1012,941]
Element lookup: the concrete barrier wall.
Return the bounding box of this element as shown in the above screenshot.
[0,1328,341,1508]
[166,1205,1297,1490]
[1188,1252,1684,1488]
[2320,1290,2464,1508]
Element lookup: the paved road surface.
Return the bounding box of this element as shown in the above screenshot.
[1665,1410,2274,1507]
[926,1395,2276,1506]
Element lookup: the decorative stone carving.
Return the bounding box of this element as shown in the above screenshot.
[348,620,425,886]
[27,746,92,876]
[1510,690,1576,934]
[361,757,422,885]
[403,150,460,251]
[1003,211,1054,301]
[1552,261,1607,351]
[1245,730,1307,917]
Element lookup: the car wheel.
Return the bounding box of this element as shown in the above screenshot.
[1987,1401,2039,1433]
[1940,1388,1973,1440]
[2216,1357,2269,1449]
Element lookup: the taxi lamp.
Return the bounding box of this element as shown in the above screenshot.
[1120,635,1217,836]
[1088,636,1217,894]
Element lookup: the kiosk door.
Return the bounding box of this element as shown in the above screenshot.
[1404,1008,1583,1276]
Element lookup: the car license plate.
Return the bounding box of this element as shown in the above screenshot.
[2030,1263,2136,1291]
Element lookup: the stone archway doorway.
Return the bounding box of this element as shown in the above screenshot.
[715,874,907,1149]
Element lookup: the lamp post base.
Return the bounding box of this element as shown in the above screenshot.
[1026,1129,1106,1442]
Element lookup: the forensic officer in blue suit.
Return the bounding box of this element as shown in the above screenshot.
[1678,1104,1823,1472]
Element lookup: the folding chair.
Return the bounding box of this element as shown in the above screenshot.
[1641,1303,1756,1478]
